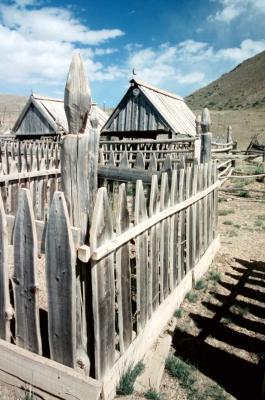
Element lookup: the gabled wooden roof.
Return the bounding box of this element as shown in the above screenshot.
[102,79,196,136]
[13,94,109,134]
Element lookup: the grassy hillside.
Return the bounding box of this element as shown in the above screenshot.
[186,50,265,111]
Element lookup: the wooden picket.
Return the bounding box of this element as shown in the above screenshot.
[90,188,116,380]
[45,191,76,368]
[0,193,12,341]
[13,189,42,355]
[135,180,149,333]
[116,183,133,354]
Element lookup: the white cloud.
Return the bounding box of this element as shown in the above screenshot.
[0,1,124,91]
[0,3,124,45]
[216,39,265,62]
[210,0,265,23]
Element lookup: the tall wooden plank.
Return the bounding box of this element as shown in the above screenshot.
[203,163,208,252]
[184,166,191,272]
[62,54,99,376]
[116,184,132,354]
[208,161,213,245]
[90,188,115,380]
[135,152,145,169]
[46,192,77,369]
[198,164,203,259]
[0,193,12,341]
[135,180,149,333]
[120,150,129,168]
[212,162,218,239]
[13,189,42,355]
[191,161,198,268]
[149,175,160,313]
[170,169,178,290]
[177,167,185,279]
[160,173,170,301]
[148,153,157,172]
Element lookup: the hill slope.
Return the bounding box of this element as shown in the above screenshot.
[186,50,265,110]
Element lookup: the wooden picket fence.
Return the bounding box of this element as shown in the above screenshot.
[0,157,220,399]
[0,141,60,218]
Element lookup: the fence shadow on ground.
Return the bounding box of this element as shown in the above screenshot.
[171,258,265,400]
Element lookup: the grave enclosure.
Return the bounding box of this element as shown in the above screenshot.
[0,55,234,400]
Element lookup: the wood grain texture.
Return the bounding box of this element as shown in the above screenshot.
[0,339,102,400]
[149,175,160,313]
[135,180,149,333]
[170,169,178,290]
[116,184,133,354]
[90,187,115,379]
[64,53,91,134]
[0,193,12,341]
[160,173,170,300]
[13,188,42,355]
[45,191,77,369]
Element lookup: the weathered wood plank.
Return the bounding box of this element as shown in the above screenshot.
[116,184,133,354]
[135,180,149,333]
[64,53,91,134]
[170,169,178,289]
[45,191,77,369]
[0,193,12,341]
[0,339,102,400]
[90,188,115,379]
[185,166,191,273]
[191,162,198,268]
[160,173,170,300]
[149,175,160,313]
[13,188,42,354]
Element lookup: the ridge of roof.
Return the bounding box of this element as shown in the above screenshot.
[32,93,97,106]
[130,79,184,101]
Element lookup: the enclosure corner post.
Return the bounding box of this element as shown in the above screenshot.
[61,53,99,376]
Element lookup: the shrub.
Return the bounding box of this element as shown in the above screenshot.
[165,356,195,388]
[195,279,206,290]
[174,308,182,318]
[239,191,250,198]
[209,269,221,283]
[223,220,232,225]
[116,362,145,395]
[219,209,234,216]
[186,291,198,303]
[144,389,161,400]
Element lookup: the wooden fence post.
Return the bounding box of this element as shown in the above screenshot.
[61,53,99,375]
[201,133,212,163]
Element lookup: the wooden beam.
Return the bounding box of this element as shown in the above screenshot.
[0,339,102,400]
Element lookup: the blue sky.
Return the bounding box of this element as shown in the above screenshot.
[0,0,265,107]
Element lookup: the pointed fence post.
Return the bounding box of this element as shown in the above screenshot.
[61,53,99,375]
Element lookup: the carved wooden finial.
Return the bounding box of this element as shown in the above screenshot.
[201,107,211,133]
[64,53,91,134]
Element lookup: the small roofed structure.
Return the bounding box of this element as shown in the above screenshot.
[102,79,196,139]
[13,93,108,138]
